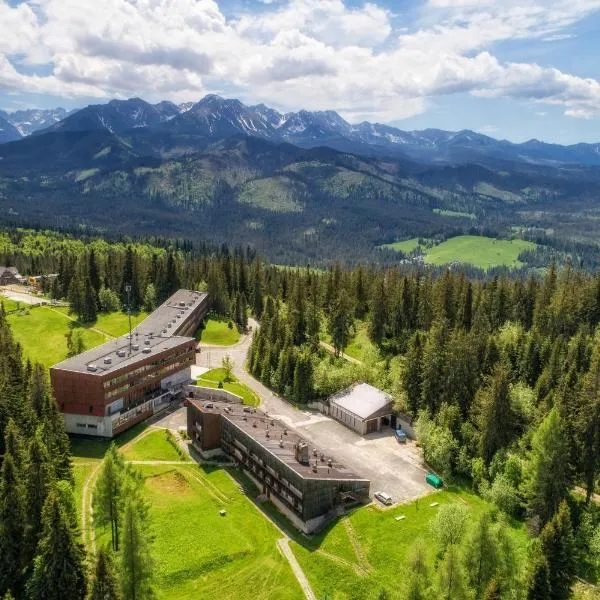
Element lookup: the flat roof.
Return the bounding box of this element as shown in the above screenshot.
[329,383,393,421]
[191,399,368,482]
[51,289,206,375]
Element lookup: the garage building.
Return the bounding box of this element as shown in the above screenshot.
[329,383,394,435]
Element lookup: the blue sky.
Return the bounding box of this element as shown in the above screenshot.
[1,0,599,144]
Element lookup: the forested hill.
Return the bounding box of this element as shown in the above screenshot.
[1,129,600,265]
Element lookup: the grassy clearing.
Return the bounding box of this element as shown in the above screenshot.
[238,176,305,213]
[121,429,188,462]
[6,305,149,367]
[433,208,476,219]
[289,488,528,600]
[1,298,20,312]
[140,463,303,599]
[381,238,422,254]
[424,235,535,269]
[343,322,377,363]
[197,317,241,346]
[7,305,105,366]
[93,310,149,337]
[196,368,260,406]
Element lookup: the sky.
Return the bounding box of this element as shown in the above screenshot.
[1,0,599,144]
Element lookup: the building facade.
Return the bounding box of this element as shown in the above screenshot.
[0,266,22,286]
[187,398,370,533]
[51,290,209,437]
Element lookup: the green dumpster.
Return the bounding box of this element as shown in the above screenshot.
[426,473,443,489]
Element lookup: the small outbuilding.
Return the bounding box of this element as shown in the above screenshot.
[0,267,22,286]
[329,383,394,435]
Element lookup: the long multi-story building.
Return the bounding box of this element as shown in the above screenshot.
[51,290,209,437]
[187,398,370,533]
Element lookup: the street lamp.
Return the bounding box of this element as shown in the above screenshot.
[125,284,132,355]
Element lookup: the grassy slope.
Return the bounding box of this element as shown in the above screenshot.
[433,208,476,219]
[7,305,105,366]
[424,235,536,269]
[196,368,260,406]
[381,238,422,253]
[72,425,301,600]
[143,463,302,600]
[344,322,377,362]
[198,318,241,346]
[6,305,149,367]
[291,488,528,600]
[121,429,188,462]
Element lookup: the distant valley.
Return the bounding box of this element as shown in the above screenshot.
[1,95,599,266]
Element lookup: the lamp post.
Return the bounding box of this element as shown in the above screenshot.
[125,284,132,355]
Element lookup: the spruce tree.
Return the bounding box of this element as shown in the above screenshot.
[90,547,122,600]
[24,429,56,566]
[524,408,570,526]
[477,365,516,465]
[27,489,87,600]
[539,501,576,600]
[526,547,551,600]
[0,454,26,598]
[461,512,498,597]
[94,444,126,551]
[120,495,154,600]
[437,544,466,600]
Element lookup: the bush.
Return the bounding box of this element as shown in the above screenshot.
[98,286,121,312]
[485,473,522,517]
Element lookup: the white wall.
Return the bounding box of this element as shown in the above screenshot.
[161,366,192,390]
[64,413,112,437]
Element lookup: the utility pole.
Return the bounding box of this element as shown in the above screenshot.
[126,283,132,355]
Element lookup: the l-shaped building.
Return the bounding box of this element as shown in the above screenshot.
[51,289,209,437]
[187,397,370,533]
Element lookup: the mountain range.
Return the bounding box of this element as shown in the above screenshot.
[2,95,599,167]
[0,94,599,264]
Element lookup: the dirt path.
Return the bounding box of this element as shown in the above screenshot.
[81,460,103,555]
[277,538,317,600]
[319,341,363,365]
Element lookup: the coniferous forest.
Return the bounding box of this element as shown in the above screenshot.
[2,228,600,597]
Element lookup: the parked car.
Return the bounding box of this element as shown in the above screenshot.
[394,428,407,443]
[374,491,393,506]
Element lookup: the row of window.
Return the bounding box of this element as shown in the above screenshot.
[102,346,192,389]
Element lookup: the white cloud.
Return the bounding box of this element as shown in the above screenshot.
[0,0,598,121]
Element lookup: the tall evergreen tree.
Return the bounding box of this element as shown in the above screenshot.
[27,489,87,600]
[0,454,26,598]
[90,547,122,600]
[120,496,154,600]
[524,408,570,526]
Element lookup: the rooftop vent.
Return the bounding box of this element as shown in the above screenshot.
[252,421,257,428]
[104,357,112,364]
[87,364,98,372]
[167,323,172,328]
[179,301,186,307]
[313,448,318,457]
[132,344,140,351]
[312,463,318,473]
[144,340,151,346]
[265,430,270,438]
[283,429,288,436]
[328,459,333,468]
[142,347,152,354]
[320,453,325,462]
[163,329,167,334]
[117,350,126,358]
[279,439,284,448]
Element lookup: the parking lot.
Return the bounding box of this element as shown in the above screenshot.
[272,410,431,505]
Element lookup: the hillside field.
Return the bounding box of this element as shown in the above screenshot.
[384,235,536,269]
[4,303,148,366]
[424,236,535,268]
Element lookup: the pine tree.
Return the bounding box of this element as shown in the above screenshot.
[0,454,27,598]
[24,430,56,567]
[461,512,498,597]
[525,408,570,526]
[437,544,466,600]
[82,276,98,323]
[161,252,180,299]
[327,292,353,357]
[89,547,122,600]
[94,444,126,551]
[477,365,516,465]
[120,495,154,600]
[26,489,87,600]
[88,249,101,296]
[539,501,576,600]
[3,418,25,472]
[526,547,551,600]
[369,278,387,346]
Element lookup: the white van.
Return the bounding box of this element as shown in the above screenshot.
[374,491,393,506]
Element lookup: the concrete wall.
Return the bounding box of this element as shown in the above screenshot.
[161,366,191,390]
[64,413,113,437]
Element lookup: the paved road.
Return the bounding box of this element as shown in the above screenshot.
[194,319,431,505]
[0,287,44,305]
